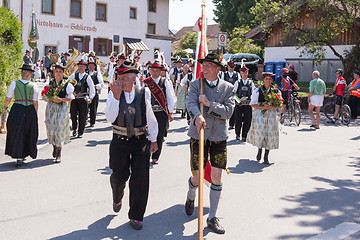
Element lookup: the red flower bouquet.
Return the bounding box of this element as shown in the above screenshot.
[259,87,283,113]
[41,80,67,100]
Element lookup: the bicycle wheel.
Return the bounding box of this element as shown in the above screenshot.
[294,102,301,126]
[324,101,335,120]
[288,103,294,123]
[341,104,351,125]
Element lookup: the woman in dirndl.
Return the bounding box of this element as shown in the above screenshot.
[247,72,281,164]
[3,64,39,168]
[175,64,189,118]
[43,65,74,163]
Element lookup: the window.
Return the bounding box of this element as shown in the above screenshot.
[70,0,81,18]
[130,7,137,19]
[148,23,156,34]
[114,46,119,55]
[148,0,156,12]
[94,38,112,56]
[69,35,90,53]
[96,3,106,21]
[44,46,57,55]
[42,0,54,14]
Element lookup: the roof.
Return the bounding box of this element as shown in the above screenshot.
[174,24,220,41]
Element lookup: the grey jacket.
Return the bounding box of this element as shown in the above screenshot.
[186,78,235,141]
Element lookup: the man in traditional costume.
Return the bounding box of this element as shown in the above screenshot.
[143,60,176,164]
[69,60,95,138]
[87,57,104,127]
[184,53,235,234]
[105,60,158,230]
[3,64,39,167]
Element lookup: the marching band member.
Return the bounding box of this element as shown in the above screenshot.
[87,57,104,127]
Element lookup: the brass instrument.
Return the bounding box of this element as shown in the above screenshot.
[64,48,82,78]
[96,58,107,77]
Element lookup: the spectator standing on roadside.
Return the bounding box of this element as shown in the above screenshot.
[329,69,347,123]
[348,70,360,119]
[308,71,326,129]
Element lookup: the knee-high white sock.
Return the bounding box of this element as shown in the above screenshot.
[187,177,198,201]
[209,183,222,219]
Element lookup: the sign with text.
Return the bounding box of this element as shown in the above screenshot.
[218,32,227,47]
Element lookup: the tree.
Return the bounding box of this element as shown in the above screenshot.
[173,50,191,59]
[212,0,256,33]
[227,26,263,56]
[0,7,23,112]
[251,0,360,81]
[179,31,197,51]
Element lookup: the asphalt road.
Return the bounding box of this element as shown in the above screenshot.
[0,83,360,240]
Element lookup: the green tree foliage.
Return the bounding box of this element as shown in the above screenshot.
[179,31,198,51]
[227,26,263,56]
[0,7,23,112]
[212,0,256,33]
[251,0,360,81]
[173,50,191,59]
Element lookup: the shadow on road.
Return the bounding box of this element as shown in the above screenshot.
[85,126,112,133]
[97,166,111,175]
[49,204,210,240]
[0,158,55,172]
[166,139,189,147]
[274,157,360,239]
[297,128,317,132]
[228,159,271,174]
[167,126,188,133]
[86,139,111,147]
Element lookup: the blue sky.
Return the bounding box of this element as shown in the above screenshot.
[169,0,217,31]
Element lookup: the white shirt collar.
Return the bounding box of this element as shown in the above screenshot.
[206,79,218,86]
[124,88,136,104]
[152,76,161,83]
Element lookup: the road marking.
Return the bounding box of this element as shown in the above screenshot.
[307,222,360,240]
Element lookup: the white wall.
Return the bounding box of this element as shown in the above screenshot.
[6,0,171,66]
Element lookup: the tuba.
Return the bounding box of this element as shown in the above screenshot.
[64,48,82,78]
[96,58,107,77]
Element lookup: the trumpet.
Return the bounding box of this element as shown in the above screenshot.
[64,48,82,78]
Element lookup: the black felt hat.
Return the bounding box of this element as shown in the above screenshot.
[19,64,35,72]
[198,53,225,71]
[115,60,139,75]
[262,72,275,77]
[77,60,87,66]
[54,64,66,70]
[149,60,162,69]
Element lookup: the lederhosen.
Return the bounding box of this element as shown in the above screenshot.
[109,87,150,221]
[5,80,38,159]
[149,77,169,160]
[224,71,238,127]
[89,71,100,125]
[235,79,253,139]
[70,72,90,135]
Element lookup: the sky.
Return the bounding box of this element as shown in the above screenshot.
[169,0,217,32]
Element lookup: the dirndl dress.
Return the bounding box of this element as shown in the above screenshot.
[246,108,279,150]
[45,100,71,148]
[176,85,186,110]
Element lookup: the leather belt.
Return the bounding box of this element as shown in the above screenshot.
[113,125,147,137]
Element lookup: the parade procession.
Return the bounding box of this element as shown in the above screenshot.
[1,0,360,239]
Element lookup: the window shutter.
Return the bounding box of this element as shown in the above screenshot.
[69,36,75,49]
[94,38,99,55]
[84,36,90,53]
[107,39,113,56]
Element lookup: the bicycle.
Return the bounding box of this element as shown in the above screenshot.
[324,93,351,125]
[286,89,301,126]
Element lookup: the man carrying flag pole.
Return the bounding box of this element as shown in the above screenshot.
[184,1,235,236]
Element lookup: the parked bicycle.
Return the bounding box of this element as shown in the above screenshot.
[324,93,351,125]
[283,89,301,126]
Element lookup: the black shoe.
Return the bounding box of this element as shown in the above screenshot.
[256,149,262,161]
[113,201,122,213]
[90,124,94,127]
[15,160,22,168]
[152,159,158,164]
[54,148,61,163]
[78,134,83,138]
[236,135,240,141]
[241,137,246,142]
[310,124,316,128]
[130,219,143,230]
[228,126,234,130]
[207,217,225,234]
[185,198,194,216]
[52,145,57,158]
[72,130,77,137]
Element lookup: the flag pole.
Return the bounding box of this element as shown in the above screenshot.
[198,1,206,239]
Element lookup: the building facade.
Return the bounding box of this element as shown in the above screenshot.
[1,0,172,65]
